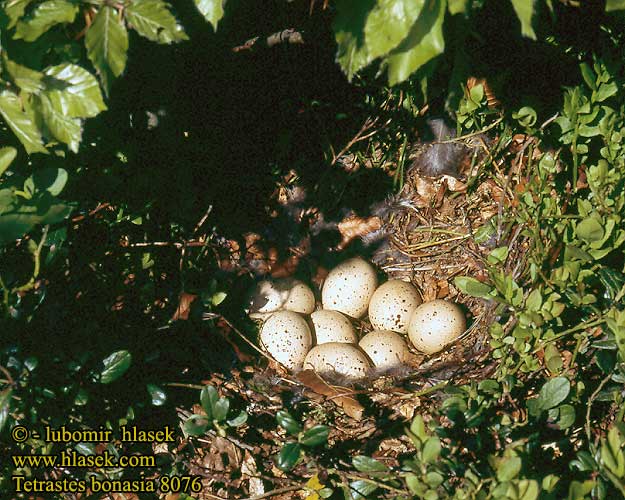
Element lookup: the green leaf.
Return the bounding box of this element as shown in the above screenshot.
[276,410,302,435]
[538,377,570,410]
[422,436,441,463]
[100,350,132,384]
[567,480,595,500]
[410,414,428,442]
[276,442,302,471]
[346,479,378,500]
[334,0,376,81]
[577,217,605,243]
[36,94,82,152]
[364,0,423,61]
[147,384,167,406]
[517,479,540,500]
[0,90,47,154]
[606,0,625,11]
[497,455,521,482]
[44,63,107,118]
[226,410,248,427]
[0,147,17,177]
[194,0,225,31]
[14,0,78,42]
[183,413,209,436]
[448,0,468,14]
[5,0,36,28]
[24,167,68,196]
[299,425,329,447]
[579,63,596,90]
[126,0,188,43]
[557,404,576,430]
[212,397,230,422]
[0,195,72,243]
[594,82,618,103]
[200,385,219,420]
[352,455,389,473]
[510,0,536,39]
[3,56,45,93]
[454,276,493,298]
[85,6,129,92]
[386,0,446,85]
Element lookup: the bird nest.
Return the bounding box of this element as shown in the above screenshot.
[210,131,533,422]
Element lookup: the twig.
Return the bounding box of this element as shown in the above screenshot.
[585,372,613,445]
[240,485,302,500]
[233,29,304,52]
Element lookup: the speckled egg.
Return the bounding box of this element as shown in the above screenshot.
[368,280,422,333]
[260,310,312,370]
[303,342,371,380]
[407,300,467,354]
[311,310,358,344]
[321,257,378,318]
[359,330,410,370]
[249,279,315,319]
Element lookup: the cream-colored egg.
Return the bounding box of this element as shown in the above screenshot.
[249,279,315,319]
[303,342,371,380]
[321,257,377,318]
[359,330,410,370]
[260,311,312,370]
[407,300,466,354]
[311,310,358,344]
[368,280,422,333]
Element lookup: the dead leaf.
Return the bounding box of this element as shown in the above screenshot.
[297,370,364,420]
[171,292,197,321]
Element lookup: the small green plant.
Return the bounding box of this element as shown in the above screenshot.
[183,385,248,437]
[275,410,329,471]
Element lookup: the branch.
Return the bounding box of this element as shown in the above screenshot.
[233,29,304,53]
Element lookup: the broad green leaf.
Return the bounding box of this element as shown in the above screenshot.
[44,63,107,118]
[5,0,36,28]
[410,414,428,442]
[15,0,78,42]
[276,410,302,436]
[334,0,376,81]
[194,0,225,31]
[24,167,68,196]
[346,479,378,500]
[567,480,595,499]
[606,0,625,11]
[579,63,596,90]
[36,94,82,152]
[126,0,188,43]
[538,377,570,410]
[0,90,47,154]
[352,455,389,473]
[386,0,446,86]
[557,404,576,430]
[299,425,329,447]
[183,413,209,436]
[0,195,72,243]
[226,410,248,427]
[594,82,618,103]
[212,397,229,422]
[85,6,129,92]
[577,217,604,243]
[3,57,45,93]
[510,0,536,39]
[454,276,493,298]
[200,385,219,420]
[422,436,441,463]
[0,147,17,177]
[276,442,302,471]
[146,384,167,406]
[497,455,521,481]
[517,479,540,500]
[364,0,423,61]
[100,350,132,384]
